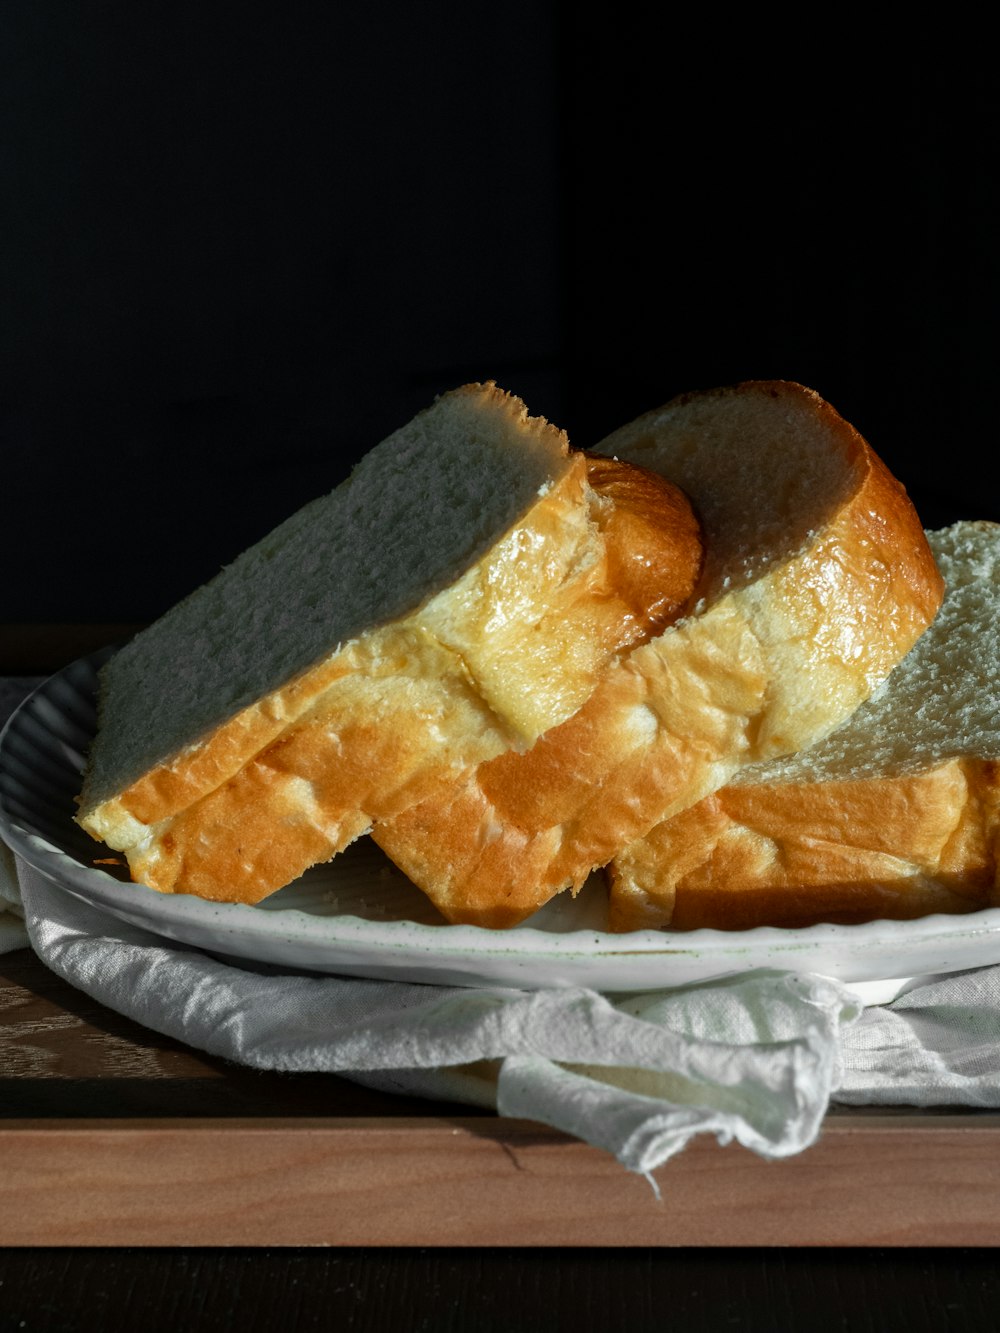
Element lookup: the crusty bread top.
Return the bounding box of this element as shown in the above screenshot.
[599,382,902,603]
[79,383,577,815]
[732,521,1000,786]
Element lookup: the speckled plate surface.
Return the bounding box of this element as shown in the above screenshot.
[4,650,1000,1001]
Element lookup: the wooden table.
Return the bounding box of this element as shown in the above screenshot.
[3,627,1000,1326]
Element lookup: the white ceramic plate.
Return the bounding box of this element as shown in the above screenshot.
[4,650,1000,1002]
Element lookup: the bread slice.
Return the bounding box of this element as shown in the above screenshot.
[77,382,704,904]
[374,381,944,927]
[609,521,1000,932]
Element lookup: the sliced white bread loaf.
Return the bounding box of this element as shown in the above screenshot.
[609,521,1000,931]
[374,381,944,927]
[77,382,704,903]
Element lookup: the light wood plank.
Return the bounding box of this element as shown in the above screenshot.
[3,1114,1000,1248]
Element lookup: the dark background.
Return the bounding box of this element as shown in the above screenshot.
[2,14,998,1309]
[3,7,998,622]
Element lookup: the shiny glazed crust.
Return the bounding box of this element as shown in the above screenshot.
[607,758,1000,931]
[96,453,703,903]
[374,383,944,927]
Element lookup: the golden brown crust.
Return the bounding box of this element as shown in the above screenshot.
[374,382,944,927]
[579,453,706,652]
[110,452,704,903]
[608,758,1000,932]
[87,652,361,835]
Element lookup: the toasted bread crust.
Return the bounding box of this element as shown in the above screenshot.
[608,758,1000,931]
[374,383,944,927]
[104,453,704,903]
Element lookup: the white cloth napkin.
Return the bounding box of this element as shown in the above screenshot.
[10,854,859,1177]
[3,677,1000,1179]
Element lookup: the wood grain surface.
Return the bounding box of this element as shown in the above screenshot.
[3,1112,1000,1249]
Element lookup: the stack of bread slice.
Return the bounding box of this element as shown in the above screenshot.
[76,383,703,903]
[374,381,943,925]
[78,378,976,936]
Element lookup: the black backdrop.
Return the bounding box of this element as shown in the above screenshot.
[3,7,997,621]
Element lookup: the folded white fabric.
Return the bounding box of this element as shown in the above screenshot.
[4,679,1000,1178]
[836,968,1000,1107]
[9,854,858,1177]
[8,843,1000,1176]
